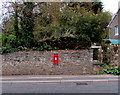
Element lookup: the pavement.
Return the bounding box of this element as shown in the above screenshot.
[2,81,119,93]
[1,75,119,93]
[1,75,119,83]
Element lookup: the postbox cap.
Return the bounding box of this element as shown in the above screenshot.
[54,54,59,56]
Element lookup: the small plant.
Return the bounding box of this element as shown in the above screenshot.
[32,47,38,50]
[99,66,120,75]
[99,63,110,68]
[17,46,24,51]
[1,47,14,54]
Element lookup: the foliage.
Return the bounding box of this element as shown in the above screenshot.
[75,11,111,43]
[67,2,103,14]
[99,66,120,75]
[39,36,91,50]
[1,46,30,54]
[2,16,14,36]
[1,33,16,47]
[1,2,112,53]
[1,36,91,54]
[17,2,35,47]
[99,63,110,68]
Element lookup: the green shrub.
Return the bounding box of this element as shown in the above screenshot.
[1,47,14,54]
[32,47,38,50]
[1,46,31,54]
[17,46,24,51]
[42,36,91,50]
[99,63,110,68]
[1,36,91,54]
[98,71,106,75]
[99,66,120,75]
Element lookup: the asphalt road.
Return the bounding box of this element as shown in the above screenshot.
[2,75,119,93]
[2,81,118,93]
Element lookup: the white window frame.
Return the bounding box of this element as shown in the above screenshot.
[115,25,119,35]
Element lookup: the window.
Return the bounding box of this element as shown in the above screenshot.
[115,26,119,35]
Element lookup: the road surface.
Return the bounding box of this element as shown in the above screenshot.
[1,75,119,94]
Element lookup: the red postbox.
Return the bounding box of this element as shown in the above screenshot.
[51,54,60,65]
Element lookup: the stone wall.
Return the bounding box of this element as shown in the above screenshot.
[97,44,119,65]
[2,50,93,75]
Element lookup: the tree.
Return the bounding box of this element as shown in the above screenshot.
[65,2,103,14]
[75,11,111,43]
[18,2,35,47]
[59,2,111,43]
[1,2,112,51]
[33,2,64,41]
[1,2,35,47]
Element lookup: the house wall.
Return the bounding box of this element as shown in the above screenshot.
[117,8,120,67]
[109,13,119,39]
[118,9,120,40]
[109,8,120,40]
[2,50,94,75]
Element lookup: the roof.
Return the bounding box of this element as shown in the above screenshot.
[108,8,120,27]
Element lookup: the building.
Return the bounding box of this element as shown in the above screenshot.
[106,8,120,44]
[102,7,120,65]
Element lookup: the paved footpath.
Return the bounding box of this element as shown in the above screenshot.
[1,75,119,93]
[1,75,119,83]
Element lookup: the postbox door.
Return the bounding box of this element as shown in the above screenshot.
[54,56,58,64]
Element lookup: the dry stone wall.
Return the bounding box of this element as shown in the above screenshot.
[2,50,93,75]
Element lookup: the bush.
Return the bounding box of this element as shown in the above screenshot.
[1,46,31,54]
[42,36,91,50]
[1,34,16,47]
[99,63,110,68]
[99,66,120,75]
[1,47,13,54]
[1,36,91,54]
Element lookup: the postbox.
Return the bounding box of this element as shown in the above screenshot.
[51,54,60,65]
